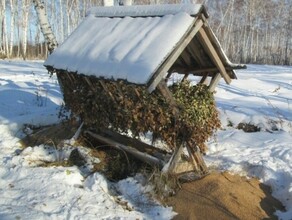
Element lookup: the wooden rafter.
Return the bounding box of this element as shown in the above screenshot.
[187,40,207,66]
[197,27,231,84]
[180,50,193,67]
[147,18,204,92]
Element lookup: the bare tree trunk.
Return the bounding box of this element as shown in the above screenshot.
[59,0,64,43]
[1,0,9,56]
[33,0,58,54]
[283,5,291,65]
[0,0,5,54]
[17,18,20,57]
[66,0,72,37]
[21,0,30,60]
[9,0,16,58]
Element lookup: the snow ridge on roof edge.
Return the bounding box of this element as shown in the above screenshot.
[86,4,208,18]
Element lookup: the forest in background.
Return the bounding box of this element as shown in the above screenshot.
[0,0,291,65]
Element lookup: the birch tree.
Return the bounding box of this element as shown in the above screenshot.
[59,0,64,42]
[33,0,58,53]
[9,0,17,57]
[1,0,8,56]
[21,0,30,59]
[0,0,5,55]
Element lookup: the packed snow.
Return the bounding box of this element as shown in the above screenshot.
[44,12,195,86]
[0,60,292,219]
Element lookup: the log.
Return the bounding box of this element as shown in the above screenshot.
[85,130,165,168]
[99,129,170,161]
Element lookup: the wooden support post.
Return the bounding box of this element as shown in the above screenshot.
[157,80,180,115]
[156,74,211,175]
[165,72,173,81]
[157,80,209,177]
[185,145,200,171]
[199,73,209,85]
[165,144,184,174]
[186,142,208,173]
[182,74,189,82]
[164,143,208,176]
[208,73,221,92]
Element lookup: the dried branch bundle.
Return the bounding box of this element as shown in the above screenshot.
[57,71,220,153]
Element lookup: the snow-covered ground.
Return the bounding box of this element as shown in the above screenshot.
[0,60,291,219]
[0,60,174,220]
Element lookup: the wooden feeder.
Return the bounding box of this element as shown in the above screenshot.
[44,4,245,179]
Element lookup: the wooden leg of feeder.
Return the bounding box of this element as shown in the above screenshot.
[165,144,184,174]
[157,80,180,115]
[186,143,208,173]
[199,73,209,85]
[185,145,200,172]
[208,73,221,92]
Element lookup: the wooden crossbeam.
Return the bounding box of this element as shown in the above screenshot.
[167,66,237,79]
[197,28,231,85]
[171,67,218,75]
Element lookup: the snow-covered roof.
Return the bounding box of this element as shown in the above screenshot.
[86,4,208,18]
[45,4,203,87]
